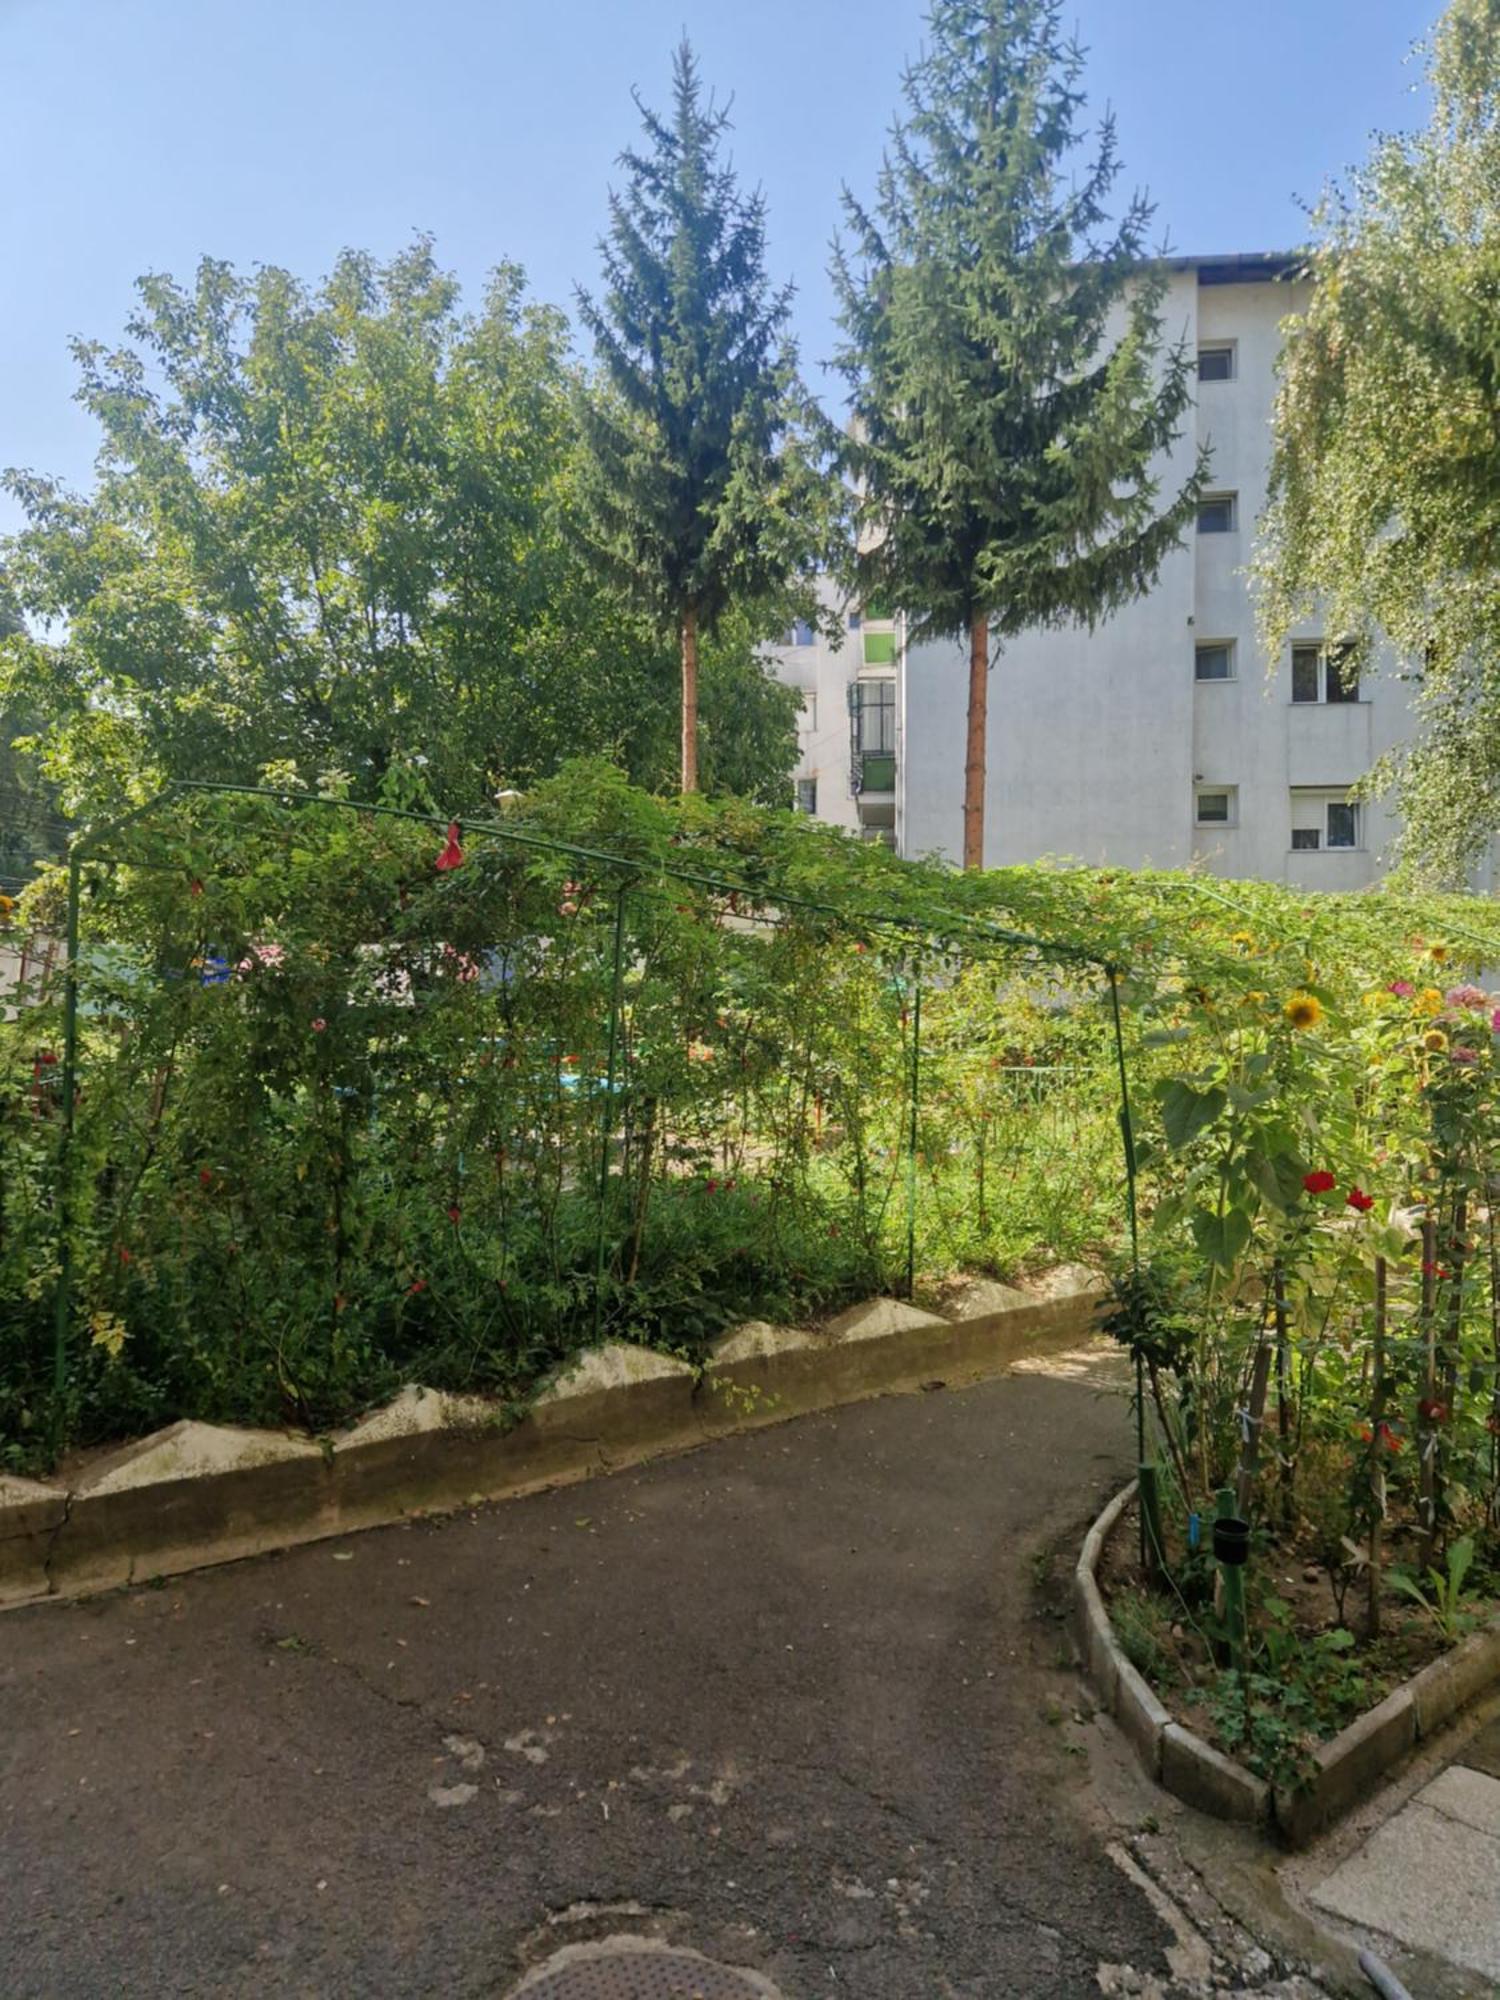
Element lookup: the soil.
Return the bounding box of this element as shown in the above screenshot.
[1094,1496,1496,1771]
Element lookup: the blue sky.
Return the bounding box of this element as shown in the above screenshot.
[1,0,1434,535]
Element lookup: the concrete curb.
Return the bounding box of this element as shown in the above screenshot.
[2,1267,1106,1610]
[1074,1480,1500,1846]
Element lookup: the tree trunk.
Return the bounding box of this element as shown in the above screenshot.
[680,602,699,794]
[961,607,989,870]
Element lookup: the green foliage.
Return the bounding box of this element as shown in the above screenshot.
[1257,0,1500,885]
[831,0,1207,645]
[575,41,834,787]
[1391,1535,1480,1641]
[0,768,1123,1466]
[0,240,802,820]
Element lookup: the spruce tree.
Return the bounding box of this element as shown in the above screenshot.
[833,0,1207,867]
[577,41,825,793]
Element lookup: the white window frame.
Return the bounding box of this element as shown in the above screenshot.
[1290,642,1362,705]
[1197,492,1238,535]
[1194,639,1237,683]
[1290,789,1363,852]
[1195,785,1238,829]
[1197,341,1237,382]
[794,777,818,816]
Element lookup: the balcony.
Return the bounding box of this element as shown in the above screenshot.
[857,751,896,794]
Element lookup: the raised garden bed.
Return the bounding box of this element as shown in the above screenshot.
[1076,1480,1500,1843]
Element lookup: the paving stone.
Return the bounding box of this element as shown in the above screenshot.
[1418,1762,1500,1839]
[1311,1799,1500,1984]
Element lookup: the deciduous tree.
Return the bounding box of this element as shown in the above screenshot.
[1256,0,1500,886]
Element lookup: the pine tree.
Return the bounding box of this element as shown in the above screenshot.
[577,41,826,793]
[833,0,1207,868]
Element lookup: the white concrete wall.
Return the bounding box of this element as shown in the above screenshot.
[897,262,1432,888]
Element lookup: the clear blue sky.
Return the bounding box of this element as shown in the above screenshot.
[1,0,1434,536]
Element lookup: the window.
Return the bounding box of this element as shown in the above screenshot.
[1194,641,1235,682]
[1195,786,1237,827]
[799,692,817,733]
[854,678,895,753]
[1292,642,1362,704]
[1197,343,1235,382]
[862,630,896,665]
[795,778,818,816]
[1291,646,1320,704]
[784,619,815,647]
[1327,801,1360,848]
[847,610,862,631]
[1290,790,1362,851]
[1197,493,1237,534]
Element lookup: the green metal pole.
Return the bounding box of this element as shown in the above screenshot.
[50,846,84,1440]
[1107,966,1150,1566]
[904,972,922,1301]
[591,885,629,1346]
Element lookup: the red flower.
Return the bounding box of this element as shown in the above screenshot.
[311,1017,327,1033]
[36,1049,57,1067]
[189,879,204,898]
[1346,1187,1375,1212]
[334,1294,347,1314]
[117,1245,132,1265]
[407,1278,427,1295]
[1486,1413,1500,1439]
[705,1179,719,1194]
[435,822,465,872]
[1378,1422,1403,1453]
[1302,1170,1337,1194]
[1418,1398,1450,1424]
[446,1203,462,1225]
[199,1168,214,1188]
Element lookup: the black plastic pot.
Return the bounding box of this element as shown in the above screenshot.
[1212,1516,1250,1567]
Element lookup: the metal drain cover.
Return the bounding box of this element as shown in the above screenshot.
[512,1940,779,2000]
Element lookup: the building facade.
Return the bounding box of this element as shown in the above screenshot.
[767,593,902,845]
[772,253,1456,888]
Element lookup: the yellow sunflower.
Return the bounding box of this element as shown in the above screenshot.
[1284,992,1324,1031]
[1423,1028,1449,1052]
[1429,944,1448,963]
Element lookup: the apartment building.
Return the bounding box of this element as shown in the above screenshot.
[768,594,902,846]
[773,253,1444,887]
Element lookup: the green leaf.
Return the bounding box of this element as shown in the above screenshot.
[1156,1079,1227,1150]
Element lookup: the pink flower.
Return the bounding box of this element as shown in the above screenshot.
[311,1017,327,1033]
[1492,1010,1500,1035]
[435,822,464,872]
[407,1278,427,1295]
[1451,1046,1480,1066]
[1445,985,1487,1010]
[1388,980,1414,999]
[1346,1187,1375,1213]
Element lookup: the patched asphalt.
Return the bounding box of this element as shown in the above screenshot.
[4,1357,1215,1997]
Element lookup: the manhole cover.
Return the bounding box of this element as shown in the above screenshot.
[513,1941,777,2000]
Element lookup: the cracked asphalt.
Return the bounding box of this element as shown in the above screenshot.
[2,1358,1305,1997]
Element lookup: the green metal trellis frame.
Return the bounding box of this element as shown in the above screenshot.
[46,780,1144,1463]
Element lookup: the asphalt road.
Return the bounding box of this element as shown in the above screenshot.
[3,1359,1186,1998]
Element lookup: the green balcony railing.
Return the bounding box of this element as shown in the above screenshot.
[859,751,896,793]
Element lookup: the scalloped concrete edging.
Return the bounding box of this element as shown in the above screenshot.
[1,1264,1105,1610]
[1074,1479,1500,1846]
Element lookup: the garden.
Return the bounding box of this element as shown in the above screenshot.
[3,762,1500,1795]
